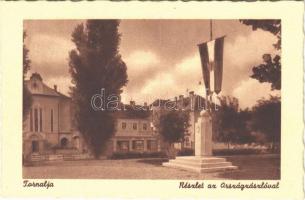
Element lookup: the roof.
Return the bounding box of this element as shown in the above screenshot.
[150,95,208,111]
[108,102,151,119]
[25,80,70,99]
[150,99,170,107]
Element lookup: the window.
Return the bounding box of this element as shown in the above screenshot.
[143,123,147,131]
[50,109,53,132]
[147,140,157,151]
[133,123,137,130]
[121,122,126,130]
[117,141,129,152]
[185,137,190,147]
[30,109,33,131]
[132,140,144,151]
[61,138,68,148]
[34,108,38,132]
[32,82,37,89]
[39,108,43,132]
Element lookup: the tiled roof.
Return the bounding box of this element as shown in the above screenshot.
[25,80,70,99]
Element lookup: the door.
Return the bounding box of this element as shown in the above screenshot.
[31,140,39,153]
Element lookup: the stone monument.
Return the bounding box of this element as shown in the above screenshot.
[162,109,237,173]
[163,23,237,173]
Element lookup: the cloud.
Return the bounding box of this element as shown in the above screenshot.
[28,34,73,65]
[26,33,74,79]
[221,29,278,94]
[122,72,178,104]
[141,73,177,97]
[233,78,280,109]
[124,50,160,81]
[172,54,207,95]
[122,29,279,107]
[125,50,159,67]
[24,20,280,109]
[122,50,164,96]
[225,29,278,70]
[122,54,206,105]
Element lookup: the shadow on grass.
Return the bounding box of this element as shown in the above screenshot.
[137,158,169,166]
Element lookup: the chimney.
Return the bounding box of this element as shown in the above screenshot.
[30,72,43,82]
[144,102,147,107]
[174,97,178,102]
[178,95,184,109]
[54,85,57,91]
[189,91,195,110]
[130,100,135,106]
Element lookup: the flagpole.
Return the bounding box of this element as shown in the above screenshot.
[206,19,213,110]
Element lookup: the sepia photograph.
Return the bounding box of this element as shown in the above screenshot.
[22,19,281,180]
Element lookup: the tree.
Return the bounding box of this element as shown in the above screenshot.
[23,31,32,121]
[251,96,281,149]
[240,20,281,90]
[214,96,253,149]
[69,20,128,158]
[156,110,190,158]
[250,54,281,90]
[235,108,253,144]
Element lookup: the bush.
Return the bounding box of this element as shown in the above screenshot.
[177,148,194,156]
[109,152,167,159]
[213,148,263,156]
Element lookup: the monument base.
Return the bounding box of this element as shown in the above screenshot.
[162,156,238,173]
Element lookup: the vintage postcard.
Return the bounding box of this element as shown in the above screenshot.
[0,1,303,199]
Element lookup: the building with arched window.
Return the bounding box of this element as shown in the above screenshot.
[23,73,161,161]
[23,73,85,160]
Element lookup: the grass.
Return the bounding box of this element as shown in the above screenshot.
[23,154,280,180]
[217,154,280,180]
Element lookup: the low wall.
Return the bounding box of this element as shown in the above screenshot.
[30,153,90,162]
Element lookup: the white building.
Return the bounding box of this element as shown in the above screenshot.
[23,73,84,160]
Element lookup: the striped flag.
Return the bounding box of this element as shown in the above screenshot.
[198,36,225,94]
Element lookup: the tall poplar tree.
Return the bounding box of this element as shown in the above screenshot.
[69,20,128,158]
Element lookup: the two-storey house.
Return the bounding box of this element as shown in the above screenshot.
[106,102,160,155]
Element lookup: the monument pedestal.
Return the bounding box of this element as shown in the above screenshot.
[162,156,237,173]
[163,110,237,173]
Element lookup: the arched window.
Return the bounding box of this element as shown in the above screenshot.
[30,109,33,131]
[39,108,43,132]
[50,109,53,132]
[61,138,68,148]
[34,108,38,132]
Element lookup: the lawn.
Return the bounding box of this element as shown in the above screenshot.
[216,154,280,179]
[23,154,280,180]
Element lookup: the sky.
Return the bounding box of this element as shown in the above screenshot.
[24,20,280,109]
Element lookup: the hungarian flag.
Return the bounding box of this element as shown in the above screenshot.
[198,36,224,94]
